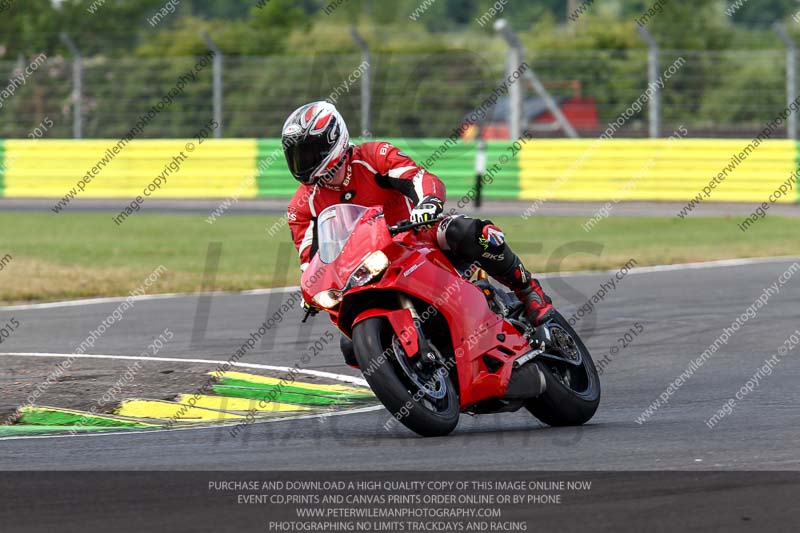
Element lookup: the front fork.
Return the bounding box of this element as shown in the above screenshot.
[398,294,440,367]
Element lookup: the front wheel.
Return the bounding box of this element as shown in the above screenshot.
[352,317,459,437]
[525,311,601,426]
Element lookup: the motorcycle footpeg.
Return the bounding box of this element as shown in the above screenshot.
[531,324,552,351]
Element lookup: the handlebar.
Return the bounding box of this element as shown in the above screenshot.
[388,216,445,236]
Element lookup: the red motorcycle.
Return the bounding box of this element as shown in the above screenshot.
[301,204,600,437]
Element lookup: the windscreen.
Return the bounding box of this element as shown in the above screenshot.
[317,204,369,263]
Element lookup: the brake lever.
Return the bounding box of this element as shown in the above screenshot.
[389,215,444,236]
[389,220,412,236]
[302,304,319,323]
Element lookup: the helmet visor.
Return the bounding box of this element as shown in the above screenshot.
[284,136,331,183]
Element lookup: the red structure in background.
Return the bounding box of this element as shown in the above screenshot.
[465,80,600,140]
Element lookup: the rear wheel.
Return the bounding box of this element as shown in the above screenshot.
[525,311,600,426]
[352,317,459,437]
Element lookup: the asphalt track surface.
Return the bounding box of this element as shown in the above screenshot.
[1,257,799,471]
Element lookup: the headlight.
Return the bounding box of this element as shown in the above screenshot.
[347,251,389,289]
[312,290,342,309]
[362,250,389,275]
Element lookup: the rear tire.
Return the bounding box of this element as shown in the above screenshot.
[525,311,600,426]
[353,317,459,437]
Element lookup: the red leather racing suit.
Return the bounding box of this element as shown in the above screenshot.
[286,140,554,327]
[288,141,444,271]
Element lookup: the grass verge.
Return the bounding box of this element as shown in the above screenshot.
[0,212,797,303]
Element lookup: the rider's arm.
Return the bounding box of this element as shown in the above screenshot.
[361,142,446,205]
[287,186,317,271]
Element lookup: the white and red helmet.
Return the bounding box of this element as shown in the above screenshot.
[282,101,350,185]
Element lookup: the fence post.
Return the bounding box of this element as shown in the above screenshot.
[349,27,372,138]
[475,139,486,209]
[497,21,523,140]
[775,24,797,141]
[201,31,223,138]
[507,44,523,141]
[637,26,660,138]
[494,19,578,139]
[60,33,82,139]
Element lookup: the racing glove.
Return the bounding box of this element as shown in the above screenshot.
[410,196,444,227]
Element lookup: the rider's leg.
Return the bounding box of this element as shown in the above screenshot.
[436,215,554,325]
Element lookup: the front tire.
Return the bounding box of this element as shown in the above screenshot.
[525,311,600,426]
[352,317,459,437]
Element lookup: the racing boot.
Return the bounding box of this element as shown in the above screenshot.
[471,222,555,326]
[513,274,555,327]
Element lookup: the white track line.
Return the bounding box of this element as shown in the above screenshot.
[0,352,379,441]
[1,256,797,313]
[0,286,300,312]
[538,255,800,279]
[0,352,367,386]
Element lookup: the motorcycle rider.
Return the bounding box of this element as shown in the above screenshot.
[282,101,554,343]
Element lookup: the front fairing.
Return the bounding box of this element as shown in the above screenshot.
[301,206,393,303]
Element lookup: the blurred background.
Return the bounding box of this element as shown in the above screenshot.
[0,0,798,304]
[1,0,800,140]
